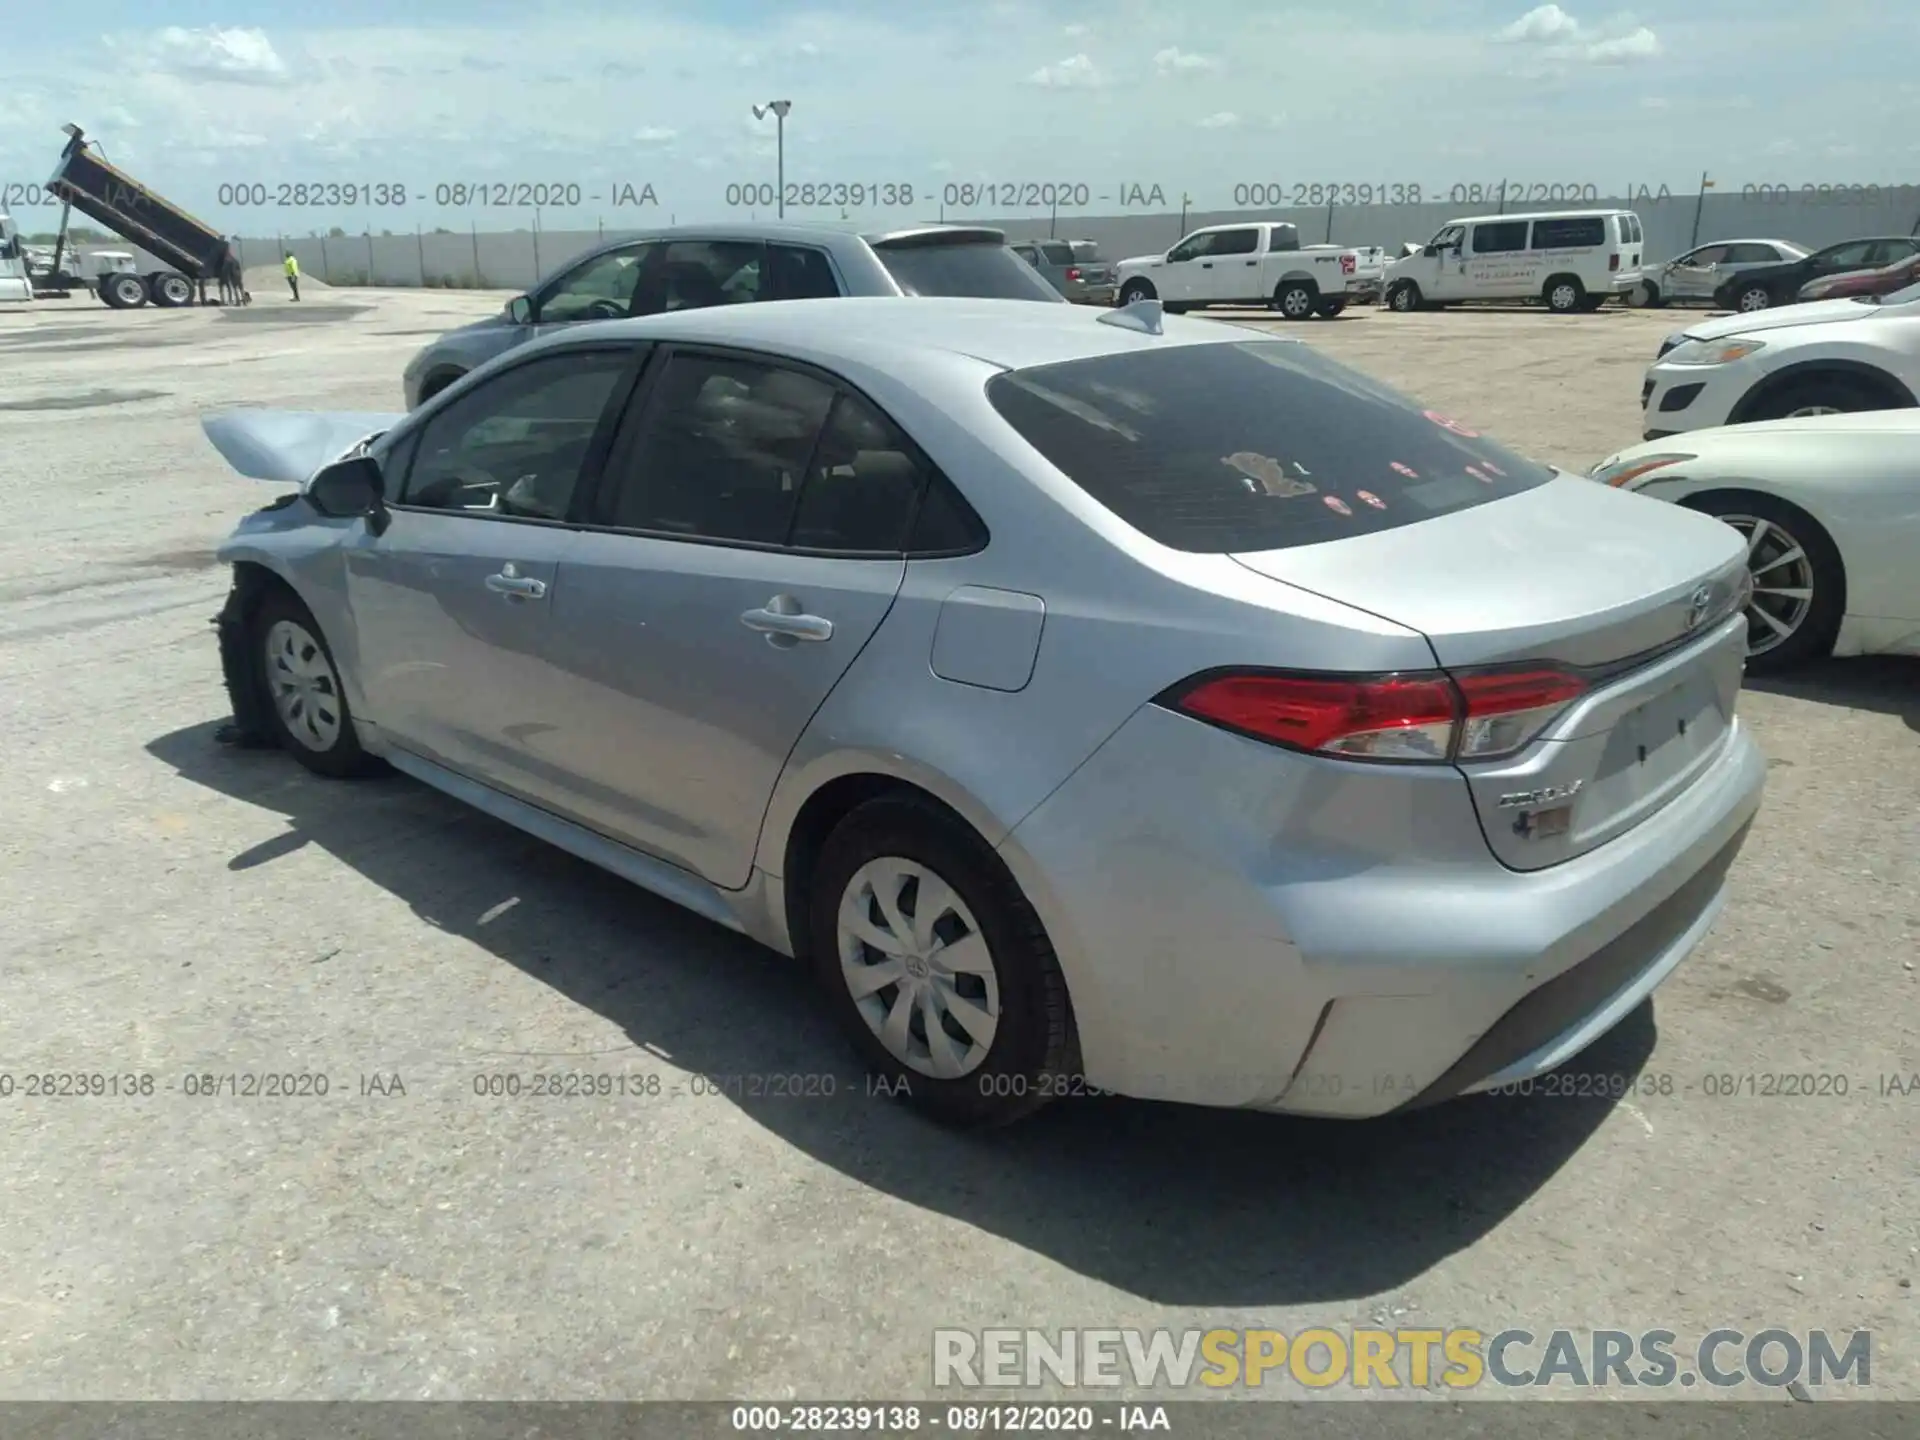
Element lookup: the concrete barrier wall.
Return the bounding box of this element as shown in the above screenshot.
[70,189,1920,293]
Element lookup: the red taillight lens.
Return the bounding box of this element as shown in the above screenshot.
[1341,254,1356,274]
[1164,666,1587,764]
[1066,267,1081,281]
[1608,253,1620,271]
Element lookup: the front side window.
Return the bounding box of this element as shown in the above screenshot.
[1429,225,1465,251]
[537,245,654,323]
[594,353,835,545]
[1167,232,1217,263]
[1470,221,1530,255]
[399,350,633,519]
[984,340,1553,554]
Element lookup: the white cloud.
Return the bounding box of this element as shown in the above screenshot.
[1499,5,1582,43]
[633,126,678,145]
[1197,111,1239,129]
[1027,54,1103,88]
[147,26,289,84]
[1063,23,1089,38]
[1154,47,1221,76]
[1584,26,1661,63]
[1496,7,1661,65]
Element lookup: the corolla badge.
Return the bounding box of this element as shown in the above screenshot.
[1498,781,1584,810]
[1685,584,1713,631]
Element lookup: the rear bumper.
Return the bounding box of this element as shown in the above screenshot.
[999,704,1766,1118]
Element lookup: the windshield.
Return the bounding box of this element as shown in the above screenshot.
[874,240,1066,301]
[985,339,1553,553]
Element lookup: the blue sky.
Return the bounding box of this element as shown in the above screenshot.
[2,2,1915,233]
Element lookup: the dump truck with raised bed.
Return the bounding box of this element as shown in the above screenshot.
[39,122,233,309]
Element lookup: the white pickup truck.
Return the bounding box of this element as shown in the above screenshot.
[1112,221,1383,319]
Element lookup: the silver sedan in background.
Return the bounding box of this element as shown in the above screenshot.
[401,222,1065,408]
[1632,239,1807,309]
[206,298,1765,1129]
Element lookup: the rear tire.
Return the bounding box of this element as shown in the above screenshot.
[1731,284,1774,313]
[1544,275,1585,313]
[1274,281,1317,321]
[807,795,1076,1129]
[1686,493,1845,673]
[1387,280,1422,312]
[250,586,385,779]
[153,274,194,308]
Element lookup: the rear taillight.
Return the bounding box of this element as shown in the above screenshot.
[1066,267,1081,281]
[1162,666,1588,764]
[1608,253,1620,272]
[1341,254,1356,274]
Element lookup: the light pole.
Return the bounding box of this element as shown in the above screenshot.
[752,100,792,218]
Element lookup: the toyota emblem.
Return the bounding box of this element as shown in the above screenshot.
[1685,584,1712,631]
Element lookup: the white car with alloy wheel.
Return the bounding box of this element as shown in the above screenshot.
[1641,281,1920,439]
[1590,412,1920,670]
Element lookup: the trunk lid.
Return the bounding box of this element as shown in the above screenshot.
[1231,477,1751,870]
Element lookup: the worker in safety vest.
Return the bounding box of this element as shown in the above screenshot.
[283,251,300,301]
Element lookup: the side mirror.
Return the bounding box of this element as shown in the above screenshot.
[1422,245,1439,257]
[506,295,534,325]
[307,454,387,529]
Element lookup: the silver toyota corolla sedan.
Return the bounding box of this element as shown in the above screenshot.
[204,297,1766,1128]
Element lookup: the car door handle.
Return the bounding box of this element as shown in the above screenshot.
[485,564,546,600]
[1200,261,1212,269]
[1244,259,1257,266]
[741,597,832,643]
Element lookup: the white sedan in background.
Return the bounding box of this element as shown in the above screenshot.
[1590,412,1920,671]
[1640,281,1920,440]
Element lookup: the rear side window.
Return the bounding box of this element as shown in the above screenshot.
[984,340,1553,554]
[768,245,840,300]
[873,240,1065,300]
[1531,216,1604,249]
[1471,221,1530,255]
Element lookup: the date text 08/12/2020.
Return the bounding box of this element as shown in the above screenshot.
[5,177,1917,214]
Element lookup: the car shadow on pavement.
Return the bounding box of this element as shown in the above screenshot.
[1747,656,1919,732]
[149,719,1653,1308]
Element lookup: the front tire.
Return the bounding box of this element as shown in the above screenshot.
[251,587,384,778]
[1387,280,1422,312]
[808,795,1075,1128]
[1687,493,1844,672]
[1745,374,1892,423]
[1274,281,1316,321]
[1117,279,1156,306]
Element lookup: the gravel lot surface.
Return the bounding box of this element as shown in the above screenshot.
[1,289,1914,1405]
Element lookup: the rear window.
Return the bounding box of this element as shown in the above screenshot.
[1531,216,1605,249]
[1039,241,1076,265]
[984,340,1554,553]
[873,240,1065,301]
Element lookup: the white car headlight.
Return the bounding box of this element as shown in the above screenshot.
[1662,337,1767,367]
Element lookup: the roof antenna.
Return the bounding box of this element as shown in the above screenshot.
[1098,296,1164,335]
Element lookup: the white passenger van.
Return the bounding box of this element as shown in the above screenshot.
[1383,209,1644,314]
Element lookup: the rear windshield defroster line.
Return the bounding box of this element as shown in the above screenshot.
[984,340,1556,553]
